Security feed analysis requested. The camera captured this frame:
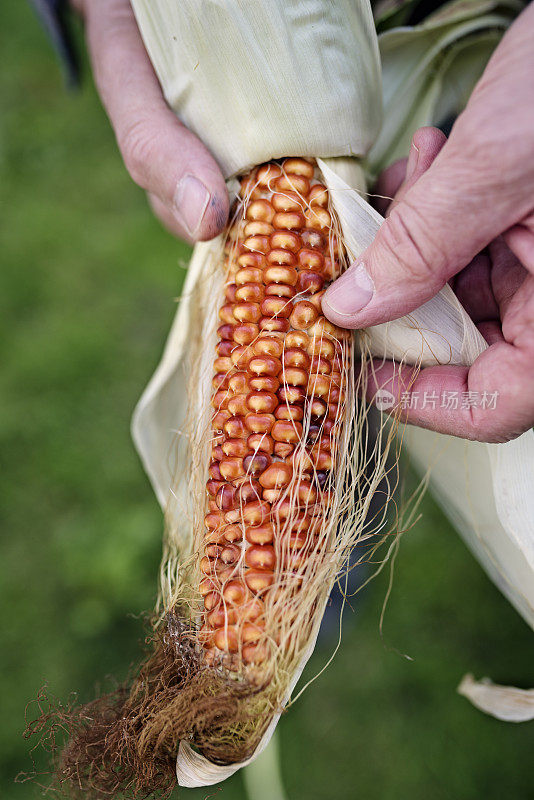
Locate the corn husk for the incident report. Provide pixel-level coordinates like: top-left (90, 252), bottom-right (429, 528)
top-left (458, 674), bottom-right (534, 722)
top-left (368, 0), bottom-right (523, 176)
top-left (129, 0), bottom-right (533, 785)
top-left (131, 0), bottom-right (381, 179)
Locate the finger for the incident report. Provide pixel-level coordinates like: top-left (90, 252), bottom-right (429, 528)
top-left (83, 0), bottom-right (228, 241)
top-left (503, 216), bottom-right (534, 276)
top-left (365, 278), bottom-right (534, 443)
top-left (147, 192), bottom-right (194, 241)
top-left (477, 321), bottom-right (504, 346)
top-left (322, 103), bottom-right (534, 330)
top-left (372, 158), bottom-right (407, 216)
top-left (488, 236), bottom-right (528, 320)
top-left (388, 127), bottom-right (447, 211)
top-left (452, 253), bottom-right (499, 323)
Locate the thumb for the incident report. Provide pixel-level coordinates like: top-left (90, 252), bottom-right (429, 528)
top-left (322, 128), bottom-right (517, 329)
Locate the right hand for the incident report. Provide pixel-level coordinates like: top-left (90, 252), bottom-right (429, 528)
top-left (322, 3), bottom-right (534, 443)
top-left (72, 0), bottom-right (229, 243)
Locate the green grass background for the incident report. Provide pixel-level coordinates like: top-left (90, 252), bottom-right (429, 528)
top-left (1, 4), bottom-right (532, 799)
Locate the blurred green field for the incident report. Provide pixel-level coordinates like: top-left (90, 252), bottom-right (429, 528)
top-left (1, 4), bottom-right (533, 799)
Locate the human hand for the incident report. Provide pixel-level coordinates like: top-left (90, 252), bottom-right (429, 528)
top-left (71, 0), bottom-right (229, 242)
top-left (322, 4), bottom-right (534, 443)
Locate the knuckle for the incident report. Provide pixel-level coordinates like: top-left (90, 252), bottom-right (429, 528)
top-left (378, 205), bottom-right (443, 286)
top-left (119, 118), bottom-right (155, 188)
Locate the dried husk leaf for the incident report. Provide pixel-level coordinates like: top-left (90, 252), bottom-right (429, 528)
top-left (368, 0), bottom-right (522, 175)
top-left (130, 0), bottom-right (382, 179)
top-left (458, 674), bottom-right (534, 722)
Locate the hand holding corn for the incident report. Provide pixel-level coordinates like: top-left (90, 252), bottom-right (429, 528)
top-left (323, 3), bottom-right (534, 445)
top-left (71, 0), bottom-right (228, 242)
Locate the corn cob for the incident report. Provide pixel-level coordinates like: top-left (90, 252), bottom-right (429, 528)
top-left (29, 158), bottom-right (358, 795)
top-left (197, 157), bottom-right (350, 674)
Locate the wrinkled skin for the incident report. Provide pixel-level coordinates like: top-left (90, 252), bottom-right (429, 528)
top-left (322, 3), bottom-right (534, 444)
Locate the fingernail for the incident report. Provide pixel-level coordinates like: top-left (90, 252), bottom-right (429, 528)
top-left (174, 174), bottom-right (211, 236)
top-left (405, 142), bottom-right (419, 180)
top-left (323, 262), bottom-right (374, 316)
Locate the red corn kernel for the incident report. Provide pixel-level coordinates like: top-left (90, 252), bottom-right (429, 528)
top-left (227, 394), bottom-right (249, 416)
top-left (235, 267), bottom-right (263, 285)
top-left (204, 511), bottom-right (225, 530)
top-left (247, 391), bottom-right (278, 414)
top-left (207, 479), bottom-right (224, 497)
top-left (260, 317), bottom-right (290, 333)
top-left (245, 545), bottom-right (276, 570)
top-left (244, 235), bottom-right (270, 254)
top-left (270, 231), bottom-right (301, 251)
top-left (259, 462), bottom-right (293, 489)
top-left (297, 270), bottom-right (324, 294)
top-left (256, 163), bottom-right (283, 186)
top-left (272, 191), bottom-right (303, 212)
top-left (223, 415), bottom-right (248, 438)
top-left (282, 348), bottom-right (310, 369)
top-left (233, 323), bottom-right (259, 345)
top-left (219, 457), bottom-right (245, 481)
top-left (233, 302), bottom-right (261, 324)
top-left (267, 249), bottom-right (297, 266)
top-left (282, 158), bottom-right (315, 178)
top-left (283, 366), bottom-right (308, 386)
top-left (217, 340), bottom-right (234, 357)
top-left (243, 453), bottom-right (272, 476)
top-left (224, 524), bottom-right (243, 543)
top-left (264, 266), bottom-right (298, 286)
top-left (248, 433), bottom-right (274, 454)
top-left (240, 500), bottom-right (269, 526)
top-left (273, 442), bottom-right (295, 459)
top-left (246, 199), bottom-right (274, 222)
top-left (230, 345), bottom-right (250, 367)
top-left (275, 174), bottom-right (310, 195)
top-left (228, 372), bottom-right (251, 393)
top-left (235, 283), bottom-right (264, 303)
top-left (245, 413), bottom-right (275, 433)
top-left (289, 301), bottom-right (319, 330)
top-left (278, 385), bottom-right (306, 405)
top-left (285, 330), bottom-right (310, 349)
top-left (250, 375), bottom-right (280, 392)
top-left (309, 183), bottom-right (328, 206)
top-left (272, 420), bottom-right (303, 443)
top-left (260, 296), bottom-right (292, 318)
top-left (214, 627), bottom-right (239, 653)
top-left (244, 220), bottom-right (274, 237)
top-left (253, 336), bottom-right (284, 358)
top-left (222, 438), bottom-right (248, 458)
top-left (249, 356), bottom-right (282, 376)
top-left (245, 571), bottom-right (274, 593)
top-left (265, 282), bottom-right (296, 299)
top-left (245, 522), bottom-right (275, 545)
top-left (275, 403), bottom-right (304, 421)
top-left (237, 252), bottom-right (265, 269)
